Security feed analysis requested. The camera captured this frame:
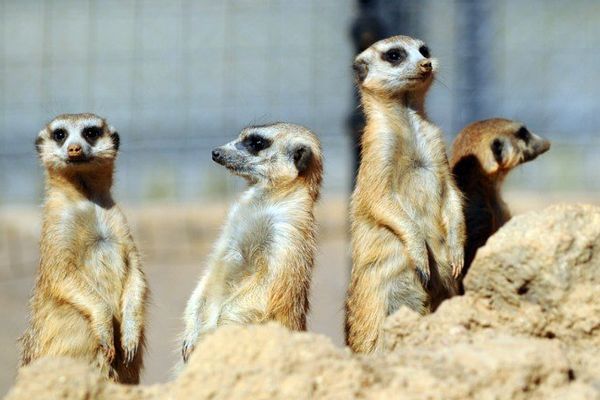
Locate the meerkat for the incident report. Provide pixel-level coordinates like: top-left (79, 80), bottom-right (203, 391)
top-left (20, 113), bottom-right (148, 384)
top-left (345, 35), bottom-right (466, 353)
top-left (450, 118), bottom-right (550, 289)
top-left (181, 122), bottom-right (323, 362)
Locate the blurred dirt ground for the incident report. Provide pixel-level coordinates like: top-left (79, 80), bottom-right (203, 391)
top-left (1, 192), bottom-right (599, 395)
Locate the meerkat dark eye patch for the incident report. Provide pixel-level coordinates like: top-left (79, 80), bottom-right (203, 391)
top-left (243, 134), bottom-right (272, 155)
top-left (515, 127), bottom-right (531, 144)
top-left (51, 128), bottom-right (67, 144)
top-left (418, 45), bottom-right (430, 58)
top-left (491, 138), bottom-right (505, 164)
top-left (382, 47), bottom-right (407, 65)
top-left (82, 126), bottom-right (103, 144)
top-left (353, 60), bottom-right (369, 83)
top-left (291, 144), bottom-right (313, 174)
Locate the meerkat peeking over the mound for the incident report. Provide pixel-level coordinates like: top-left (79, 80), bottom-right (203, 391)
top-left (450, 118), bottom-right (551, 290)
top-left (181, 123), bottom-right (323, 362)
top-left (21, 114), bottom-right (148, 384)
top-left (345, 35), bottom-right (466, 353)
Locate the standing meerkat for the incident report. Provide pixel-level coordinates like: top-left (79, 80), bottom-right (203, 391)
top-left (181, 123), bottom-right (323, 362)
top-left (345, 35), bottom-right (465, 353)
top-left (20, 114), bottom-right (148, 383)
top-left (450, 118), bottom-right (550, 289)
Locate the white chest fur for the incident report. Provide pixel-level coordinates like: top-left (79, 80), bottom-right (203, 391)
top-left (58, 201), bottom-right (127, 290)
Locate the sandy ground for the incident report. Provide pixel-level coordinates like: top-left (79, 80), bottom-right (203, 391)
top-left (2, 191), bottom-right (600, 396)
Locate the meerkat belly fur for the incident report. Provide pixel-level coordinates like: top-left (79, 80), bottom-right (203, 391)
top-left (450, 118), bottom-right (550, 291)
top-left (20, 114), bottom-right (148, 383)
top-left (345, 36), bottom-right (466, 353)
top-left (181, 123), bottom-right (322, 362)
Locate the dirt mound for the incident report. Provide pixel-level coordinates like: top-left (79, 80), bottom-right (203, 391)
top-left (5, 204), bottom-right (600, 399)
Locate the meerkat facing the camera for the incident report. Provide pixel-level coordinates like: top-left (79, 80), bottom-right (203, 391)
top-left (181, 122), bottom-right (323, 362)
top-left (345, 36), bottom-right (465, 353)
top-left (20, 114), bottom-right (147, 383)
top-left (450, 118), bottom-right (550, 290)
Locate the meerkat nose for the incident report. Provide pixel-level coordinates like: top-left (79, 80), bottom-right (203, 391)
top-left (212, 148), bottom-right (222, 162)
top-left (419, 60), bottom-right (432, 73)
top-left (68, 144), bottom-right (83, 158)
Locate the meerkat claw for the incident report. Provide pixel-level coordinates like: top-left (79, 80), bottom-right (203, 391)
top-left (182, 341), bottom-right (194, 363)
top-left (101, 341), bottom-right (116, 364)
top-left (416, 266), bottom-right (430, 288)
top-left (123, 345), bottom-right (137, 364)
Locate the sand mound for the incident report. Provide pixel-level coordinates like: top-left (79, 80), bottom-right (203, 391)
top-left (5, 204), bottom-right (600, 400)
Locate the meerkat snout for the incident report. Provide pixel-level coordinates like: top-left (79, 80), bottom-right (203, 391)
top-left (211, 147), bottom-right (223, 163)
top-left (521, 128), bottom-right (551, 162)
top-left (67, 143), bottom-right (84, 160)
top-left (419, 59), bottom-right (433, 74)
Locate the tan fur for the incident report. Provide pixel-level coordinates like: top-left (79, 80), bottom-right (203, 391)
top-left (20, 114), bottom-right (148, 383)
top-left (450, 118), bottom-right (550, 290)
top-left (181, 123), bottom-right (322, 362)
top-left (345, 36), bottom-right (466, 353)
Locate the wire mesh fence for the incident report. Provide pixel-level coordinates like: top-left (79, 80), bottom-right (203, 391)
top-left (1, 0), bottom-right (599, 206)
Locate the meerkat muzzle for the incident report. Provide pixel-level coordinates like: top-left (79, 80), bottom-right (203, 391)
top-left (212, 148), bottom-right (224, 163)
top-left (67, 144), bottom-right (85, 161)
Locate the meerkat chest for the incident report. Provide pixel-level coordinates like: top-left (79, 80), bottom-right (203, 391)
top-left (57, 201), bottom-right (128, 281)
top-left (226, 201), bottom-right (296, 270)
top-left (394, 127), bottom-right (446, 218)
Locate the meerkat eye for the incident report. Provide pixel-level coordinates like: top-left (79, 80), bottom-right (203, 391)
top-left (244, 134), bottom-right (271, 154)
top-left (83, 126), bottom-right (103, 140)
top-left (515, 127), bottom-right (531, 144)
top-left (52, 129), bottom-right (67, 142)
top-left (418, 45), bottom-right (430, 58)
top-left (382, 48), bottom-right (407, 65)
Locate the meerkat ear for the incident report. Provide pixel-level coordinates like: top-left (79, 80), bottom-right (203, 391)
top-left (109, 127), bottom-right (120, 152)
top-left (292, 144), bottom-right (312, 174)
top-left (353, 59), bottom-right (369, 84)
top-left (35, 134), bottom-right (44, 155)
top-left (486, 138), bottom-right (506, 173)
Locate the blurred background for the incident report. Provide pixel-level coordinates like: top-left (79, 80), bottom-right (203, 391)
top-left (1, 0), bottom-right (599, 394)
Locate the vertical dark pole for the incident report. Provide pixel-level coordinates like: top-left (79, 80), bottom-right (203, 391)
top-left (454, 0), bottom-right (494, 133)
top-left (381, 0), bottom-right (422, 38)
top-left (347, 0), bottom-right (385, 189)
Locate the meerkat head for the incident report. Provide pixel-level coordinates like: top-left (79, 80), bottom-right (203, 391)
top-left (212, 123), bottom-right (323, 197)
top-left (35, 113), bottom-right (120, 172)
top-left (453, 118), bottom-right (551, 177)
top-left (353, 35), bottom-right (437, 95)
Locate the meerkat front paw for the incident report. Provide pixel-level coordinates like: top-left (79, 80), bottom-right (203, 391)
top-left (100, 339), bottom-right (116, 364)
top-left (181, 338), bottom-right (196, 363)
top-left (181, 328), bottom-right (200, 363)
top-left (121, 333), bottom-right (139, 365)
top-left (414, 258), bottom-right (430, 287)
top-left (449, 247), bottom-right (464, 279)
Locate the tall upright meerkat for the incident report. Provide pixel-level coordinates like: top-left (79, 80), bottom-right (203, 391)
top-left (181, 123), bottom-right (323, 362)
top-left (450, 118), bottom-right (550, 289)
top-left (345, 36), bottom-right (465, 353)
top-left (20, 114), bottom-right (148, 383)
